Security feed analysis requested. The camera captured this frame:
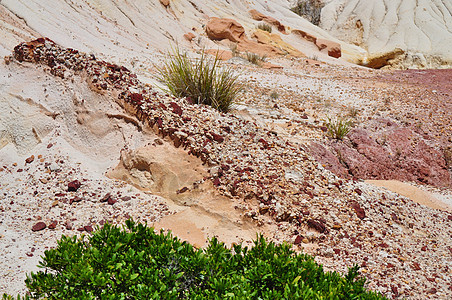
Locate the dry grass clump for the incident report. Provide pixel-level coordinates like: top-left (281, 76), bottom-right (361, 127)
top-left (257, 23), bottom-right (272, 33)
top-left (156, 48), bottom-right (241, 112)
top-left (245, 52), bottom-right (267, 65)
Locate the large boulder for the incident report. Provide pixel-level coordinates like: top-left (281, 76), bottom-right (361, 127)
top-left (206, 17), bottom-right (245, 43)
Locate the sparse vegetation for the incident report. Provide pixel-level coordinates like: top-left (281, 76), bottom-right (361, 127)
top-left (347, 107), bottom-right (360, 118)
top-left (156, 48), bottom-right (241, 112)
top-left (5, 220), bottom-right (386, 299)
top-left (245, 52), bottom-right (267, 65)
top-left (325, 116), bottom-right (353, 140)
top-left (308, 54), bottom-right (319, 61)
top-left (230, 43), bottom-right (240, 57)
top-left (269, 90), bottom-right (279, 100)
top-left (291, 0), bottom-right (324, 26)
top-left (257, 22), bottom-right (272, 33)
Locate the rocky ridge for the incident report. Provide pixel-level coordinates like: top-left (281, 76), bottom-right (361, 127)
top-left (6, 38), bottom-right (452, 299)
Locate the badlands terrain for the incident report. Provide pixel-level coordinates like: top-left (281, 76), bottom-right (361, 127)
top-left (0, 0), bottom-right (451, 299)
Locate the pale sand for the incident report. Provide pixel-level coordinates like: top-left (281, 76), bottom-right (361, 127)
top-left (365, 180), bottom-right (452, 212)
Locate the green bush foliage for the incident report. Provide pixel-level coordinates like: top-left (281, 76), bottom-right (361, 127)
top-left (7, 220), bottom-right (387, 299)
top-left (156, 48), bottom-right (241, 112)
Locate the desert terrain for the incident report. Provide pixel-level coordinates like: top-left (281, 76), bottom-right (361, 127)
top-left (0, 0), bottom-right (451, 299)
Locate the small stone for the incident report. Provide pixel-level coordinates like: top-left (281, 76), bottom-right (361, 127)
top-left (350, 201), bottom-right (366, 219)
top-left (210, 132), bottom-right (224, 143)
top-left (101, 193), bottom-right (111, 202)
top-left (302, 238), bottom-right (309, 243)
top-left (427, 288), bottom-right (437, 294)
top-left (84, 225), bottom-right (93, 233)
top-left (70, 196), bottom-right (83, 204)
top-left (391, 285), bottom-right (399, 297)
top-left (66, 221), bottom-right (73, 230)
top-left (332, 224), bottom-right (342, 230)
top-left (121, 196), bottom-right (131, 201)
top-left (421, 246), bottom-right (427, 251)
top-left (412, 262), bottom-right (421, 270)
top-left (32, 222), bottom-right (46, 232)
top-left (48, 220), bottom-right (57, 229)
top-left (25, 155), bottom-right (35, 164)
top-left (294, 235), bottom-right (303, 244)
top-left (307, 219), bottom-right (326, 233)
top-left (68, 180), bottom-right (81, 192)
top-left (47, 143), bottom-right (53, 148)
top-left (39, 178), bottom-right (48, 184)
top-left (176, 187), bottom-right (189, 194)
top-left (154, 138), bottom-right (163, 145)
top-left (107, 197), bottom-right (117, 205)
top-left (354, 188), bottom-right (362, 195)
top-left (213, 178), bottom-right (221, 186)
top-left (169, 102), bottom-right (182, 116)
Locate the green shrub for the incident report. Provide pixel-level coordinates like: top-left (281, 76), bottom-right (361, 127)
top-left (156, 48), bottom-right (241, 112)
top-left (245, 52), bottom-right (267, 65)
top-left (325, 116), bottom-right (353, 140)
top-left (9, 220), bottom-right (386, 299)
top-left (257, 23), bottom-right (272, 33)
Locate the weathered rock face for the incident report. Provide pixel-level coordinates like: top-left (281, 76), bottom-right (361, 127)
top-left (206, 17), bottom-right (245, 43)
top-left (309, 124), bottom-right (451, 188)
top-left (249, 9), bottom-right (286, 33)
top-left (315, 38), bottom-right (341, 58)
top-left (252, 30), bottom-right (304, 57)
top-left (205, 17), bottom-right (303, 58)
top-left (320, 0), bottom-right (452, 68)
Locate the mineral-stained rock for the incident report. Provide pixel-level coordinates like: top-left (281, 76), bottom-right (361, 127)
top-left (183, 32), bottom-right (195, 42)
top-left (249, 9), bottom-right (286, 33)
top-left (307, 219), bottom-right (326, 233)
top-left (294, 235), bottom-right (303, 244)
top-left (32, 222), bottom-right (46, 232)
top-left (68, 180), bottom-right (81, 192)
top-left (350, 201), bottom-right (365, 219)
top-left (206, 17), bottom-right (245, 43)
top-left (309, 125), bottom-right (451, 187)
top-left (159, 0), bottom-right (170, 7)
top-left (315, 38), bottom-right (341, 58)
top-left (25, 155), bottom-right (35, 164)
top-left (48, 220), bottom-right (57, 229)
top-left (169, 102), bottom-right (182, 116)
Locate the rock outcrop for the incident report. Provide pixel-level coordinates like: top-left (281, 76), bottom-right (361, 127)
top-left (249, 9), bottom-right (286, 33)
top-left (205, 17), bottom-right (303, 57)
top-left (309, 125), bottom-right (451, 188)
top-left (321, 0), bottom-right (452, 68)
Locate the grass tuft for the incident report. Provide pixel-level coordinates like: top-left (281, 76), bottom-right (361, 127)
top-left (156, 48), bottom-right (241, 112)
top-left (245, 52), bottom-right (267, 65)
top-left (257, 23), bottom-right (272, 33)
top-left (325, 116), bottom-right (353, 140)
